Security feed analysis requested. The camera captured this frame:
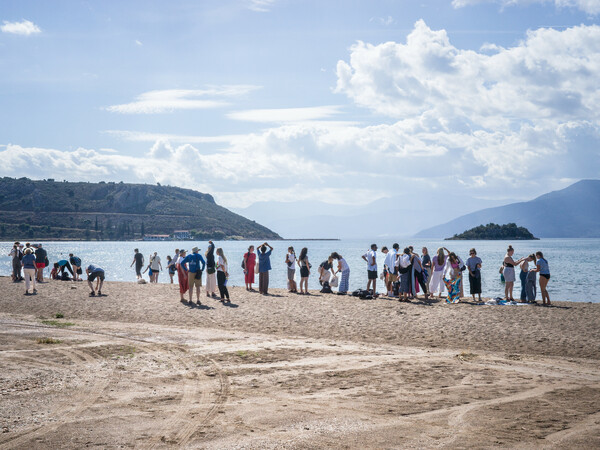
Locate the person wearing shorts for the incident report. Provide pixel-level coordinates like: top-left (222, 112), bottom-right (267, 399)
top-left (181, 246), bottom-right (206, 305)
top-left (86, 264), bottom-right (105, 296)
top-left (362, 243), bottom-right (378, 296)
top-left (34, 244), bottom-right (47, 282)
top-left (69, 253), bottom-right (82, 281)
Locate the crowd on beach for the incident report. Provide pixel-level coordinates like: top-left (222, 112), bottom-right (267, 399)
top-left (8, 240), bottom-right (552, 307)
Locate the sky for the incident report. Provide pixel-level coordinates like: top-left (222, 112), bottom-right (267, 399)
top-left (1, 0), bottom-right (599, 228)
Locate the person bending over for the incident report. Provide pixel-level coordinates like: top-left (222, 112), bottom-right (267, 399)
top-left (86, 264), bottom-right (105, 297)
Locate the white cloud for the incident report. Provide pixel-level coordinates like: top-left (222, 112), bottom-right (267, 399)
top-left (246, 0), bottom-right (278, 12)
top-left (1, 19), bottom-right (41, 35)
top-left (370, 16), bottom-right (395, 26)
top-left (105, 130), bottom-right (243, 144)
top-left (135, 39), bottom-right (143, 46)
top-left (452, 0), bottom-right (600, 15)
top-left (335, 20), bottom-right (600, 185)
top-left (227, 106), bottom-right (343, 123)
top-left (106, 85), bottom-right (261, 114)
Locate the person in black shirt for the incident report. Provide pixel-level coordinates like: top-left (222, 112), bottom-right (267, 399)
top-left (318, 257), bottom-right (335, 286)
top-left (130, 248), bottom-right (144, 280)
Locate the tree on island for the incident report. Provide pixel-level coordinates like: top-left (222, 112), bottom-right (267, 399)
top-left (446, 223), bottom-right (538, 240)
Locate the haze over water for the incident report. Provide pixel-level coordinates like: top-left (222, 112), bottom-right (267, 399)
top-left (2, 239), bottom-right (597, 303)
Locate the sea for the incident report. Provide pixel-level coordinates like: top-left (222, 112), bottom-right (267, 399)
top-left (1, 239), bottom-right (597, 303)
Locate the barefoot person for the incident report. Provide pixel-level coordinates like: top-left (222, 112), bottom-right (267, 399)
top-left (86, 264), bottom-right (105, 297)
top-left (34, 243), bottom-right (47, 283)
top-left (362, 244), bottom-right (378, 295)
top-left (298, 247), bottom-right (311, 295)
top-left (285, 247), bottom-right (298, 293)
top-left (243, 246), bottom-right (256, 291)
top-left (131, 249), bottom-right (144, 280)
top-left (384, 244), bottom-right (399, 296)
top-left (182, 246), bottom-right (206, 305)
top-left (258, 242), bottom-right (274, 295)
top-left (149, 252), bottom-right (162, 283)
top-left (534, 251), bottom-right (551, 306)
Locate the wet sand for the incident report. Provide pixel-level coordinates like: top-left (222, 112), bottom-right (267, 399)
top-left (1, 277), bottom-right (599, 448)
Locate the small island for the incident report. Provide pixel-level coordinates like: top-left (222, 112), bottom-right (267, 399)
top-left (446, 223), bottom-right (539, 240)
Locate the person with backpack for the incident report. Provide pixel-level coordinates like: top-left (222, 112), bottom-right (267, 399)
top-left (362, 244), bottom-right (378, 296)
top-left (181, 246), bottom-right (206, 305)
top-left (69, 253), bottom-right (82, 281)
top-left (242, 245), bottom-right (256, 291)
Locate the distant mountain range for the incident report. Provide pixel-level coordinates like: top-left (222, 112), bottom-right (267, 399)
top-left (233, 194), bottom-right (508, 240)
top-left (0, 177), bottom-right (280, 240)
top-left (416, 180), bottom-right (600, 238)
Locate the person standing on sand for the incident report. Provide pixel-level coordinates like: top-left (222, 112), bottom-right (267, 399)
top-left (131, 249), bottom-right (144, 280)
top-left (86, 264), bottom-right (105, 297)
top-left (442, 249), bottom-right (464, 304)
top-left (298, 247), bottom-right (311, 295)
top-left (216, 247), bottom-right (230, 302)
top-left (396, 248), bottom-right (412, 301)
top-left (205, 241), bottom-right (217, 298)
top-left (466, 248), bottom-right (483, 302)
top-left (22, 248), bottom-right (37, 295)
top-left (258, 242), bottom-right (274, 295)
top-left (384, 244), bottom-right (399, 296)
top-left (176, 249), bottom-right (189, 302)
top-left (182, 246), bottom-right (206, 305)
top-left (331, 252), bottom-right (350, 294)
top-left (421, 247), bottom-right (431, 287)
top-left (534, 251), bottom-right (551, 306)
top-left (243, 245), bottom-right (256, 291)
top-left (34, 244), bottom-right (47, 282)
top-left (9, 242), bottom-right (23, 282)
top-left (285, 247), bottom-right (298, 293)
top-left (362, 244), bottom-right (378, 295)
top-left (429, 248), bottom-right (446, 299)
top-left (410, 249), bottom-right (429, 300)
top-left (149, 252), bottom-right (162, 283)
top-left (522, 254), bottom-right (537, 303)
top-left (503, 245), bottom-right (526, 301)
top-left (166, 255), bottom-right (175, 283)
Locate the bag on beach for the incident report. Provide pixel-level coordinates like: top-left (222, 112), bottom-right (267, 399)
top-left (330, 275), bottom-right (339, 287)
top-left (320, 281), bottom-right (333, 294)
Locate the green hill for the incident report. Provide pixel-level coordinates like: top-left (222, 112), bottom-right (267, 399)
top-left (446, 223), bottom-right (538, 240)
top-left (0, 177), bottom-right (281, 241)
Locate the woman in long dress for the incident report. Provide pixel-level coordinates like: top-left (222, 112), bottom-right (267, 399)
top-left (176, 250), bottom-right (189, 302)
top-left (243, 245), bottom-right (256, 291)
top-left (442, 249), bottom-right (464, 303)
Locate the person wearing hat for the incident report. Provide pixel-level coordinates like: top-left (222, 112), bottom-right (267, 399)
top-left (182, 246), bottom-right (206, 305)
top-left (22, 247), bottom-right (37, 295)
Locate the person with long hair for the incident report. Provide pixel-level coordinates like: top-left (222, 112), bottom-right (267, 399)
top-left (216, 248), bottom-right (230, 302)
top-left (205, 241), bottom-right (217, 298)
top-left (429, 248), bottom-right (446, 299)
top-left (166, 255), bottom-right (175, 283)
top-left (396, 248), bottom-right (412, 301)
top-left (503, 245), bottom-right (526, 301)
top-left (257, 242), bottom-right (274, 295)
top-left (285, 246), bottom-right (298, 293)
top-left (331, 252), bottom-right (350, 294)
top-left (442, 248), bottom-right (464, 303)
top-left (298, 247), bottom-right (311, 294)
top-left (421, 247), bottom-right (431, 287)
top-left (523, 254), bottom-right (537, 303)
top-left (176, 249), bottom-right (189, 302)
top-left (534, 251), bottom-right (551, 306)
top-left (243, 245), bottom-right (256, 291)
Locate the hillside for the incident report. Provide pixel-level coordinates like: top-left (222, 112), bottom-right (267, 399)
top-left (416, 180), bottom-right (600, 238)
top-left (0, 177), bottom-right (281, 240)
top-left (446, 223), bottom-right (538, 240)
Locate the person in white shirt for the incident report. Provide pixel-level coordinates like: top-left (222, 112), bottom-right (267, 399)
top-left (149, 252), bottom-right (162, 283)
top-left (216, 247), bottom-right (230, 302)
top-left (362, 243), bottom-right (378, 295)
top-left (384, 243), bottom-right (399, 296)
top-left (285, 247), bottom-right (297, 293)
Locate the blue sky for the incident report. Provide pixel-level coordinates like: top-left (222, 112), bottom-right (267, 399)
top-left (1, 0), bottom-right (599, 224)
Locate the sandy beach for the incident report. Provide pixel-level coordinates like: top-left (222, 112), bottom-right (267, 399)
top-left (1, 276), bottom-right (599, 448)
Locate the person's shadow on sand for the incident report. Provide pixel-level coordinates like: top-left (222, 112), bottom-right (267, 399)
top-left (183, 301), bottom-right (214, 310)
top-left (221, 301), bottom-right (238, 308)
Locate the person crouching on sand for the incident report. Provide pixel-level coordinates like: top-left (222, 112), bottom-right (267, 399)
top-left (86, 264), bottom-right (105, 297)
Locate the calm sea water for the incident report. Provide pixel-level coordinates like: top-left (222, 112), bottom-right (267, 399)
top-left (1, 239), bottom-right (597, 303)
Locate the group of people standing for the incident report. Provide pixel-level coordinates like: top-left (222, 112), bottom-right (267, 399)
top-left (501, 245), bottom-right (551, 306)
